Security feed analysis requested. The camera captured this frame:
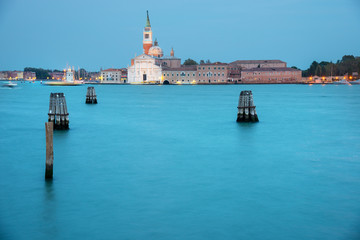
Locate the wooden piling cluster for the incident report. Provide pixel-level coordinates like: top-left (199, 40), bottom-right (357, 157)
top-left (45, 122), bottom-right (54, 179)
top-left (86, 87), bottom-right (97, 104)
top-left (236, 90), bottom-right (259, 122)
top-left (48, 93), bottom-right (69, 129)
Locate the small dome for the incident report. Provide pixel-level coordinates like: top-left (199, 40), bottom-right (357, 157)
top-left (149, 46), bottom-right (163, 57)
top-left (148, 39), bottom-right (163, 58)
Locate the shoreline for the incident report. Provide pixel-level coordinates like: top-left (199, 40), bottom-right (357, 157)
top-left (1, 79), bottom-right (356, 85)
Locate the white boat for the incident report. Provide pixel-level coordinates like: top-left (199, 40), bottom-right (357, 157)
top-left (332, 79), bottom-right (351, 85)
top-left (350, 79), bottom-right (360, 84)
top-left (2, 82), bottom-right (18, 88)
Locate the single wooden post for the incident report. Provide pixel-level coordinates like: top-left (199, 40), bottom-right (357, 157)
top-left (93, 87), bottom-right (97, 104)
top-left (63, 94), bottom-right (69, 128)
top-left (45, 122), bottom-right (54, 179)
top-left (236, 90), bottom-right (259, 122)
top-left (48, 93), bottom-right (55, 123)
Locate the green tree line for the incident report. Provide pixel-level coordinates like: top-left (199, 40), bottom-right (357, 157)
top-left (24, 67), bottom-right (52, 79)
top-left (302, 55), bottom-right (360, 77)
top-left (183, 58), bottom-right (212, 65)
top-left (23, 67), bottom-right (95, 80)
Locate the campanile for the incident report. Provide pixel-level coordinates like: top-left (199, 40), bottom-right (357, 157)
top-left (143, 11), bottom-right (153, 55)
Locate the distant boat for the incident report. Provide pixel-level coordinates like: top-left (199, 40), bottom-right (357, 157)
top-left (332, 79), bottom-right (351, 85)
top-left (350, 79), bottom-right (360, 85)
top-left (2, 81), bottom-right (17, 88)
top-left (44, 67), bottom-right (83, 86)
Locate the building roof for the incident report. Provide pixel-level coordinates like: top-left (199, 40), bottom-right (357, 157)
top-left (162, 65), bottom-right (197, 71)
top-left (102, 68), bottom-right (125, 72)
top-left (241, 67), bottom-right (301, 72)
top-left (160, 56), bottom-right (181, 60)
top-left (231, 60), bottom-right (285, 64)
top-left (199, 62), bottom-right (228, 66)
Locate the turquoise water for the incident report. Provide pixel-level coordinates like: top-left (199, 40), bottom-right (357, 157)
top-left (0, 82), bottom-right (360, 240)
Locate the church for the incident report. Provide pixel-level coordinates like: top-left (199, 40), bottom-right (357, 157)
top-left (127, 11), bottom-right (180, 84)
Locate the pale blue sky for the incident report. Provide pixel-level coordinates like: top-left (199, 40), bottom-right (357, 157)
top-left (0, 0), bottom-right (359, 71)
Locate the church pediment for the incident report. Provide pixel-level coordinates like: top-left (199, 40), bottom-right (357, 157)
top-left (135, 54), bottom-right (155, 60)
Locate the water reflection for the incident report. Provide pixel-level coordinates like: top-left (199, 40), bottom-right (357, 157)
top-left (53, 130), bottom-right (69, 139)
top-left (236, 121), bottom-right (259, 134)
top-left (42, 180), bottom-right (58, 237)
top-left (234, 121), bottom-right (260, 147)
top-left (236, 122), bottom-right (259, 129)
top-left (44, 180), bottom-right (54, 201)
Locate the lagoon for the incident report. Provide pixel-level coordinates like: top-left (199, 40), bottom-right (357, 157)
top-left (0, 83), bottom-right (360, 240)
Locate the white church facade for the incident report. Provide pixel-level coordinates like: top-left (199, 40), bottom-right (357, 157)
top-left (127, 54), bottom-right (162, 83)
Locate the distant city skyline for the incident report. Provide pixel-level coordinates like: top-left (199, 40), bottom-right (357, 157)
top-left (0, 0), bottom-right (359, 71)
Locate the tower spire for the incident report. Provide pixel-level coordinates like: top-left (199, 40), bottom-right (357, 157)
top-left (146, 10), bottom-right (151, 27)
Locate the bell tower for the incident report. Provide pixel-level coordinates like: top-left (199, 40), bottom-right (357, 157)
top-left (143, 11), bottom-right (153, 55)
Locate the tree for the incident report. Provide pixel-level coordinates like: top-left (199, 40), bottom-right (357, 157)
top-left (183, 58), bottom-right (198, 65)
top-left (341, 55), bottom-right (355, 62)
top-left (24, 67), bottom-right (51, 79)
top-left (206, 59), bottom-right (211, 64)
top-left (315, 65), bottom-right (322, 76)
top-left (199, 60), bottom-right (205, 64)
top-left (302, 55), bottom-right (360, 77)
top-left (309, 61), bottom-right (318, 76)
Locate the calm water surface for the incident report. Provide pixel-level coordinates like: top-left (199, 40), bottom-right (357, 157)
top-left (0, 83), bottom-right (360, 240)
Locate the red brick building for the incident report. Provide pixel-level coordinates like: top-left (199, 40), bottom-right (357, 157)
top-left (240, 67), bottom-right (302, 83)
top-left (7, 71), bottom-right (23, 80)
top-left (196, 62), bottom-right (231, 84)
top-left (231, 60), bottom-right (286, 69)
top-left (50, 71), bottom-right (65, 80)
top-left (23, 71), bottom-right (36, 80)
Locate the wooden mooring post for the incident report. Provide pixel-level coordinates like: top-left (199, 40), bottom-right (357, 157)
top-left (48, 93), bottom-right (69, 129)
top-left (236, 90), bottom-right (259, 122)
top-left (86, 87), bottom-right (97, 104)
top-left (45, 122), bottom-right (54, 179)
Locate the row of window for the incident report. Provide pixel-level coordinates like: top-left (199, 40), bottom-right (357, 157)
top-left (163, 72), bottom-right (225, 77)
top-left (198, 67), bottom-right (226, 70)
top-left (167, 79), bottom-right (226, 82)
top-left (164, 73), bottom-right (196, 77)
top-left (199, 72), bottom-right (225, 77)
top-left (243, 78), bottom-right (297, 81)
top-left (246, 72), bottom-right (298, 75)
top-left (104, 78), bottom-right (121, 81)
top-left (102, 74), bottom-right (120, 77)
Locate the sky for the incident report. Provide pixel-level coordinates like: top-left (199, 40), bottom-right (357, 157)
top-left (0, 0), bottom-right (359, 71)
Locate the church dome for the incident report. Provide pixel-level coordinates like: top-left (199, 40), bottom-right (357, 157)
top-left (148, 39), bottom-right (164, 58)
